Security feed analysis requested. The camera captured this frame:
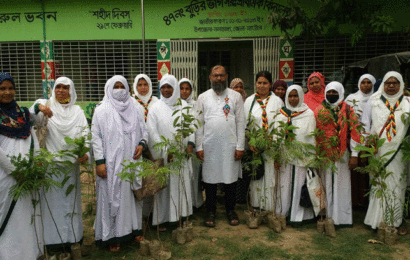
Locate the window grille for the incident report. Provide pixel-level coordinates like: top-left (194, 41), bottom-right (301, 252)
top-left (253, 37), bottom-right (280, 88)
top-left (53, 40), bottom-right (158, 102)
top-left (171, 40), bottom-right (198, 99)
top-left (294, 33), bottom-right (410, 92)
top-left (0, 41), bottom-right (42, 102)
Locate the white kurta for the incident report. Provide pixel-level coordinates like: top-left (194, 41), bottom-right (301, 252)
top-left (321, 152), bottom-right (352, 225)
top-left (275, 108), bottom-right (316, 223)
top-left (244, 93), bottom-right (283, 211)
top-left (362, 97), bottom-right (410, 228)
top-left (92, 100), bottom-right (147, 246)
top-left (0, 132), bottom-right (43, 260)
top-left (195, 88), bottom-right (246, 184)
top-left (147, 99), bottom-right (194, 225)
top-left (30, 99), bottom-right (89, 246)
top-left (185, 99), bottom-right (204, 208)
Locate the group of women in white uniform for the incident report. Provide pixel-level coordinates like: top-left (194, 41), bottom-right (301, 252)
top-left (236, 70), bottom-right (410, 230)
top-left (1, 69), bottom-right (409, 258)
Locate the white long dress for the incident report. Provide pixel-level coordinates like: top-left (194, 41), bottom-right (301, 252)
top-left (92, 75), bottom-right (147, 246)
top-left (180, 81), bottom-right (204, 209)
top-left (0, 131), bottom-right (43, 259)
top-left (195, 88), bottom-right (246, 184)
top-left (316, 82), bottom-right (360, 226)
top-left (147, 99), bottom-right (194, 225)
top-left (244, 92), bottom-right (283, 211)
top-left (274, 98), bottom-right (316, 223)
top-left (29, 77), bottom-right (90, 247)
top-left (186, 100), bottom-right (204, 209)
top-left (362, 73), bottom-right (410, 228)
top-left (131, 74), bottom-right (159, 217)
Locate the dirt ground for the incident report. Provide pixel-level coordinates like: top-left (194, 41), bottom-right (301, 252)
top-left (79, 178), bottom-right (410, 260)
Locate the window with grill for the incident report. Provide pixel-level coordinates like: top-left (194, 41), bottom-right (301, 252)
top-left (0, 41), bottom-right (42, 102)
top-left (53, 40), bottom-right (158, 102)
top-left (294, 33), bottom-right (410, 93)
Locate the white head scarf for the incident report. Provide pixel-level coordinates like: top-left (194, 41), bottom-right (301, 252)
top-left (285, 84), bottom-right (309, 112)
top-left (346, 74), bottom-right (376, 104)
top-left (98, 76), bottom-right (144, 216)
top-left (178, 78), bottom-right (194, 105)
top-left (103, 75), bottom-right (140, 133)
top-left (132, 74), bottom-right (153, 104)
top-left (325, 81), bottom-right (345, 108)
top-left (49, 76), bottom-right (81, 128)
top-left (357, 74), bottom-right (376, 98)
top-left (371, 71), bottom-right (405, 105)
top-left (50, 76), bottom-right (77, 114)
top-left (160, 74), bottom-right (180, 108)
top-left (48, 77), bottom-right (88, 160)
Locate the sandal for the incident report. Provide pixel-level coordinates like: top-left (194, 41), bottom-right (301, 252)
top-left (398, 221), bottom-right (408, 236)
top-left (156, 225), bottom-right (167, 232)
top-left (135, 235), bottom-right (145, 243)
top-left (204, 212), bottom-right (216, 227)
top-left (227, 211), bottom-right (239, 226)
top-left (109, 243), bottom-right (120, 252)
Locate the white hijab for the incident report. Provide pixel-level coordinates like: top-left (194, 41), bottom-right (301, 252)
top-left (371, 71), bottom-right (405, 105)
top-left (325, 81), bottom-right (345, 108)
top-left (285, 84), bottom-right (309, 113)
top-left (103, 75), bottom-right (140, 133)
top-left (179, 78), bottom-right (195, 105)
top-left (48, 77), bottom-right (87, 151)
top-left (98, 75), bottom-right (143, 216)
top-left (132, 74), bottom-right (153, 104)
top-left (346, 74), bottom-right (376, 105)
top-left (160, 74), bottom-right (180, 108)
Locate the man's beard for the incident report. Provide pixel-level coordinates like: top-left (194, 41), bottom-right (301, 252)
top-left (211, 81), bottom-right (227, 94)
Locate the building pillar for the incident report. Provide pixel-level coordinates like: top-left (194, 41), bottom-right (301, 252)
top-left (279, 37), bottom-right (294, 85)
top-left (157, 39), bottom-right (171, 82)
top-left (40, 40), bottom-right (55, 99)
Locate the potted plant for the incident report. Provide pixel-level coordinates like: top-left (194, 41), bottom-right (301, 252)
top-left (9, 148), bottom-right (72, 259)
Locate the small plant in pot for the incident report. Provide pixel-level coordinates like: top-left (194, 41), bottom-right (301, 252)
top-left (269, 116), bottom-right (317, 233)
top-left (243, 117), bottom-right (274, 229)
top-left (151, 99), bottom-right (201, 245)
top-left (9, 148), bottom-right (73, 259)
top-left (117, 158), bottom-right (170, 257)
top-left (355, 135), bottom-right (408, 245)
top-left (57, 133), bottom-right (92, 259)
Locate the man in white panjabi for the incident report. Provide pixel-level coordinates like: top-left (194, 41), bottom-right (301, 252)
top-left (275, 85), bottom-right (316, 225)
top-left (92, 75), bottom-right (148, 252)
top-left (29, 77), bottom-right (90, 250)
top-left (362, 71), bottom-right (410, 230)
top-left (195, 65), bottom-right (245, 227)
top-left (179, 77), bottom-right (204, 209)
top-left (147, 74), bottom-right (194, 228)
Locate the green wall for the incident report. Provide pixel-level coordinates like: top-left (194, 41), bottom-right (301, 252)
top-left (1, 0), bottom-right (408, 42)
top-left (1, 0), bottom-right (289, 41)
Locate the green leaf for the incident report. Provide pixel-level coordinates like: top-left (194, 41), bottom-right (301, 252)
top-left (65, 184), bottom-right (75, 197)
top-left (61, 176), bottom-right (71, 187)
top-left (377, 138), bottom-right (386, 149)
top-left (376, 189), bottom-right (383, 198)
top-left (354, 145), bottom-right (372, 152)
top-left (173, 116), bottom-right (180, 127)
